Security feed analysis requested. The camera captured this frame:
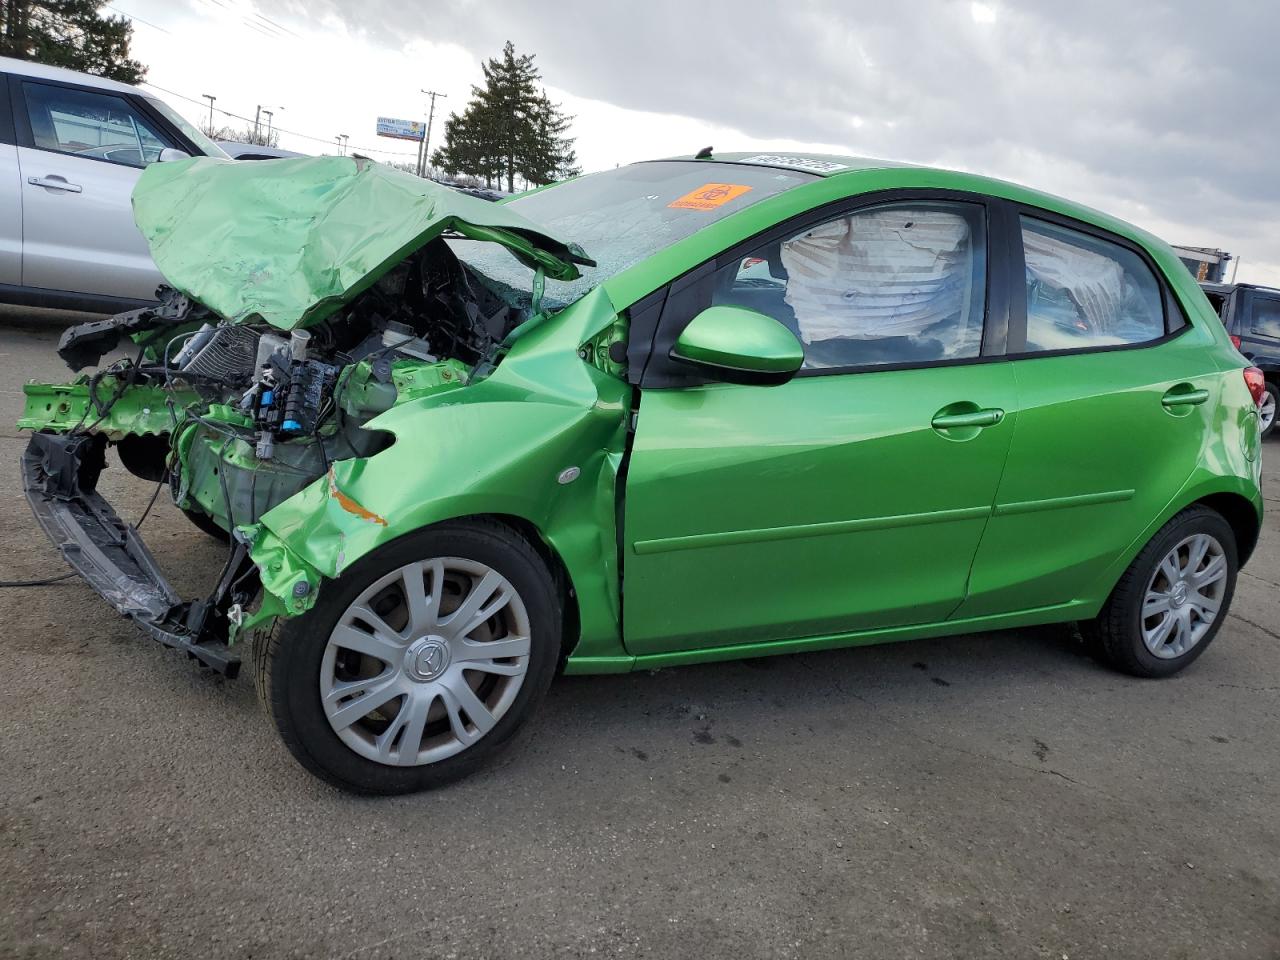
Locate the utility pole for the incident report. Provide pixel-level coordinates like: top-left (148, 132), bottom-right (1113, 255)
top-left (418, 89), bottom-right (446, 178)
top-left (201, 94), bottom-right (216, 136)
top-left (254, 104), bottom-right (262, 142)
top-left (266, 107), bottom-right (282, 144)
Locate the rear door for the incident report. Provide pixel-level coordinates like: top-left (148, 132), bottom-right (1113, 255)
top-left (0, 73), bottom-right (20, 286)
top-left (623, 194), bottom-right (1018, 656)
top-left (956, 210), bottom-right (1217, 618)
top-left (9, 77), bottom-right (177, 299)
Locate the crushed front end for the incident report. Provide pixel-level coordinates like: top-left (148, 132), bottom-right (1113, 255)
top-left (18, 155), bottom-right (594, 678)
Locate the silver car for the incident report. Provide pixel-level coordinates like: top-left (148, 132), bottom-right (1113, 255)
top-left (0, 57), bottom-right (228, 312)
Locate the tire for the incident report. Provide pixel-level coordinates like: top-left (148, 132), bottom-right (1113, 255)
top-left (257, 519), bottom-right (561, 794)
top-left (1083, 506), bottom-right (1237, 678)
top-left (1260, 381), bottom-right (1277, 440)
top-left (182, 506), bottom-right (230, 542)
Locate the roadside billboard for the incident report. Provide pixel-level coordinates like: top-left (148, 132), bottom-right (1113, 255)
top-left (375, 117), bottom-right (425, 142)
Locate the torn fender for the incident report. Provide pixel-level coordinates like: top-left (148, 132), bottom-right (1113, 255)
top-left (132, 156), bottom-right (592, 329)
top-left (248, 287), bottom-right (632, 659)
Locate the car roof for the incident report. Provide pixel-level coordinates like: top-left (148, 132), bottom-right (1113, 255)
top-left (216, 140), bottom-right (309, 160)
top-left (656, 150), bottom-right (1165, 251)
top-left (659, 151), bottom-right (904, 177)
top-left (0, 55), bottom-right (142, 95)
top-left (1201, 281), bottom-right (1280, 295)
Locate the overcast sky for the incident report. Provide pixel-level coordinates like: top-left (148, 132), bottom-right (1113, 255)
top-left (124, 0), bottom-right (1280, 285)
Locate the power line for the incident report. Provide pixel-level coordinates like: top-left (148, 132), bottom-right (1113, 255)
top-left (104, 4), bottom-right (173, 35)
top-left (107, 3), bottom-right (440, 164)
top-left (143, 81), bottom-right (424, 160)
top-left (252, 10), bottom-right (302, 39)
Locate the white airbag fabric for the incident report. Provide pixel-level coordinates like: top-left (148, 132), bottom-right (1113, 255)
top-left (1022, 226), bottom-right (1126, 335)
top-left (780, 209), bottom-right (972, 344)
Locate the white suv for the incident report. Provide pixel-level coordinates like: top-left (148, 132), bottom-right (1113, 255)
top-left (0, 57), bottom-right (228, 312)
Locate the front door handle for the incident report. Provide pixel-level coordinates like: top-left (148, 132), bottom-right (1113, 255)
top-left (931, 408), bottom-right (1005, 430)
top-left (1161, 387), bottom-right (1209, 408)
top-left (27, 176), bottom-right (82, 193)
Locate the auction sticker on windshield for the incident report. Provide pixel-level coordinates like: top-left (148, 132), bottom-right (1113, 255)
top-left (668, 183), bottom-right (753, 210)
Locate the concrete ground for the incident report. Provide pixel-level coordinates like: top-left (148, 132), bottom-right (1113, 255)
top-left (1, 308), bottom-right (1278, 959)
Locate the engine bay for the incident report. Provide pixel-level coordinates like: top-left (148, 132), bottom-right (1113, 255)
top-left (55, 238), bottom-right (521, 533)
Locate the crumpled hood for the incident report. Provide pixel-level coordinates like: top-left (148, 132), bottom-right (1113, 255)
top-left (131, 156), bottom-right (591, 330)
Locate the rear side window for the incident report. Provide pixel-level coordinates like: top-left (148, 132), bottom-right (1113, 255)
top-left (709, 201), bottom-right (988, 370)
top-left (1250, 295), bottom-right (1280, 340)
top-left (20, 82), bottom-right (171, 168)
top-left (1021, 216), bottom-right (1165, 352)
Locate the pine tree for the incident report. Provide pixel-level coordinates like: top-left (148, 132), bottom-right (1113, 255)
top-left (522, 92), bottom-right (580, 185)
top-left (432, 41), bottom-right (579, 192)
top-left (1, 0), bottom-right (146, 83)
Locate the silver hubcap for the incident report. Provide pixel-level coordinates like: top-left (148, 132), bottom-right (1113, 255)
top-left (1141, 533), bottom-right (1228, 660)
top-left (320, 558), bottom-right (531, 766)
top-left (1261, 390), bottom-right (1276, 432)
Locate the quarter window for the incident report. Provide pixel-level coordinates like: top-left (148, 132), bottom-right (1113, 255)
top-left (1021, 217), bottom-right (1165, 352)
top-left (1250, 295), bottom-right (1280, 340)
top-left (709, 201), bottom-right (987, 370)
top-left (21, 82), bottom-right (170, 169)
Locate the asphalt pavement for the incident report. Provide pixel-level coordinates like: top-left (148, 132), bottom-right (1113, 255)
top-left (2, 307), bottom-right (1278, 959)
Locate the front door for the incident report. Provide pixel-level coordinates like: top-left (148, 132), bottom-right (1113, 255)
top-left (11, 78), bottom-right (172, 299)
top-left (623, 197), bottom-right (1015, 656)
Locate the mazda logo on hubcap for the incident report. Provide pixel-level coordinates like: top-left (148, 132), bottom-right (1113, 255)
top-left (406, 637), bottom-right (450, 681)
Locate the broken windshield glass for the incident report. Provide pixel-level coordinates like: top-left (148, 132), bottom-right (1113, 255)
top-left (448, 160), bottom-right (817, 309)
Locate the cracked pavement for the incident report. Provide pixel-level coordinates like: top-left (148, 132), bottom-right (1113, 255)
top-left (1, 306), bottom-right (1278, 959)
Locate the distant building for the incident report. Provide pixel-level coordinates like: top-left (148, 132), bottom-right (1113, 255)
top-left (1173, 245), bottom-right (1233, 283)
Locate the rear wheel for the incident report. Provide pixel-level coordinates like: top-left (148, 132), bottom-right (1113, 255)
top-left (1084, 506), bottom-right (1237, 678)
top-left (1259, 381), bottom-right (1277, 439)
top-left (258, 519), bottom-right (560, 794)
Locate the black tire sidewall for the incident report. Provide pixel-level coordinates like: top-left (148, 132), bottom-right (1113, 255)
top-left (1262, 382), bottom-right (1278, 440)
top-left (1119, 509), bottom-right (1238, 677)
top-left (182, 506), bottom-right (231, 542)
top-left (268, 521), bottom-right (560, 794)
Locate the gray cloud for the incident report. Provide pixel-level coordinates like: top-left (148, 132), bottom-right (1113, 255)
top-left (272, 0), bottom-right (1280, 274)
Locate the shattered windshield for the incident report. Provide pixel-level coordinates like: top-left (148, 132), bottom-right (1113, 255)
top-left (447, 160), bottom-right (817, 309)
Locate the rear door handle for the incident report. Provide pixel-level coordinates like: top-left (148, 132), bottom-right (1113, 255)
top-left (1161, 387), bottom-right (1209, 408)
top-left (931, 408), bottom-right (1005, 429)
top-left (27, 176), bottom-right (82, 193)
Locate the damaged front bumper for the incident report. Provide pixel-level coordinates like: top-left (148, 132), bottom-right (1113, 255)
top-left (21, 431), bottom-right (315, 677)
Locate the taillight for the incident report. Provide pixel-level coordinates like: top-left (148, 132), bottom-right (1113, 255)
top-left (1244, 367), bottom-right (1266, 407)
top-left (1230, 335), bottom-right (1243, 350)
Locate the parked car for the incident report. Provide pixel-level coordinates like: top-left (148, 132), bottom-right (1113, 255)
top-left (216, 140), bottom-right (308, 161)
top-left (0, 56), bottom-right (229, 312)
top-left (20, 152), bottom-right (1265, 794)
top-left (1200, 281), bottom-right (1279, 437)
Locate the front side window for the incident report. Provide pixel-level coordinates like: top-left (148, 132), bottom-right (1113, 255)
top-left (144, 97), bottom-right (229, 159)
top-left (21, 82), bottom-right (171, 168)
top-left (709, 201), bottom-right (987, 369)
top-left (1021, 216), bottom-right (1165, 352)
top-left (1249, 295), bottom-right (1280, 340)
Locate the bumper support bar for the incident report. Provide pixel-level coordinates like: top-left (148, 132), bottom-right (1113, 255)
top-left (22, 432), bottom-right (246, 677)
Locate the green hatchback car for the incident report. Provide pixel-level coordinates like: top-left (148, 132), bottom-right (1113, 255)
top-left (20, 152), bottom-right (1265, 793)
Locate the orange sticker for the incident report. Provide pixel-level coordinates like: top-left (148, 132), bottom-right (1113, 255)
top-left (668, 183), bottom-right (753, 211)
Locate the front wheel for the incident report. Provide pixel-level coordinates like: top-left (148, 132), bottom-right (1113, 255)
top-left (257, 519), bottom-right (561, 794)
top-left (1084, 506), bottom-right (1237, 678)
